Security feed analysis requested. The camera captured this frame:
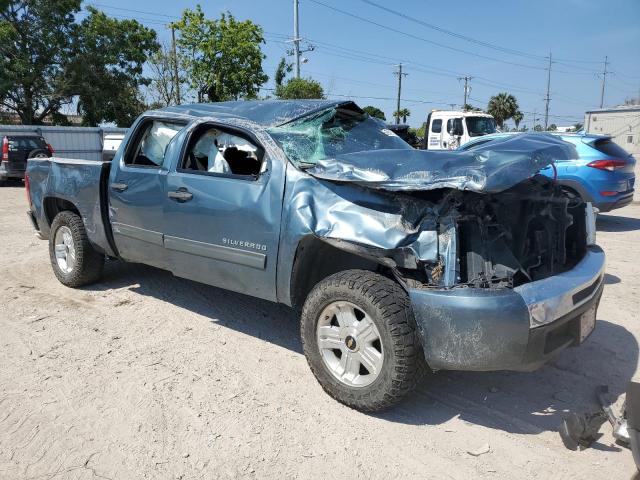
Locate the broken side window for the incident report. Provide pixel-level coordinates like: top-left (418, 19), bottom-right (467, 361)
top-left (267, 105), bottom-right (411, 168)
top-left (180, 125), bottom-right (263, 178)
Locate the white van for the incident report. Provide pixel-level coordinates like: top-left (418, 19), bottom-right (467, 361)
top-left (102, 132), bottom-right (126, 161)
top-left (422, 110), bottom-right (497, 150)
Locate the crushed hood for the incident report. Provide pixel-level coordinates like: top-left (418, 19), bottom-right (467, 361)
top-left (306, 133), bottom-right (576, 193)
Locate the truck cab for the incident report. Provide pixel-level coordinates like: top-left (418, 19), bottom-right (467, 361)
top-left (422, 110), bottom-right (497, 150)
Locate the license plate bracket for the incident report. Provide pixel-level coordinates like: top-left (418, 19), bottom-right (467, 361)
top-left (579, 304), bottom-right (597, 343)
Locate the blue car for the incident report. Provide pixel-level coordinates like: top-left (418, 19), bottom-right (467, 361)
top-left (460, 133), bottom-right (636, 212)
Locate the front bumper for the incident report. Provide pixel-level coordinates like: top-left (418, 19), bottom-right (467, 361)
top-left (409, 246), bottom-right (605, 372)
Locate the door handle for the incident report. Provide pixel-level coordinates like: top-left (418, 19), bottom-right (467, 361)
top-left (110, 183), bottom-right (128, 192)
top-left (168, 189), bottom-right (193, 202)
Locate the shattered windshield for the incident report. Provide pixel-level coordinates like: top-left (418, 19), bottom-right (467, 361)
top-left (466, 116), bottom-right (497, 137)
top-left (267, 106), bottom-right (411, 167)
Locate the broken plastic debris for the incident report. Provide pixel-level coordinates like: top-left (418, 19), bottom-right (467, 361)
top-left (467, 443), bottom-right (491, 456)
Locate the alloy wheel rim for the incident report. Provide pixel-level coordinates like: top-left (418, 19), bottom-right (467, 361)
top-left (54, 226), bottom-right (76, 274)
top-left (316, 300), bottom-right (384, 388)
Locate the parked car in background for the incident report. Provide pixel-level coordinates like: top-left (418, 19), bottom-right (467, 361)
top-left (102, 131), bottom-right (126, 162)
top-left (1, 134), bottom-right (53, 185)
top-left (421, 110), bottom-right (497, 150)
top-left (460, 132), bottom-right (636, 212)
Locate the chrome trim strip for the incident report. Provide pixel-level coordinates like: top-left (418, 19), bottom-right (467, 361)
top-left (111, 222), bottom-right (163, 246)
top-left (164, 235), bottom-right (266, 270)
top-left (514, 247), bottom-right (606, 328)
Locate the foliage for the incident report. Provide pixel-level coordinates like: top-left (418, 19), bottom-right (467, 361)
top-left (463, 103), bottom-right (482, 112)
top-left (362, 105), bottom-right (386, 121)
top-left (486, 92), bottom-right (519, 128)
top-left (0, 2), bottom-right (158, 126)
top-left (276, 77), bottom-right (324, 99)
top-left (572, 122), bottom-right (584, 132)
top-left (547, 123), bottom-right (557, 131)
top-left (415, 122), bottom-right (426, 138)
top-left (275, 57), bottom-right (292, 88)
top-left (0, 0), bottom-right (80, 124)
top-left (68, 8), bottom-right (159, 126)
top-left (533, 124), bottom-right (543, 132)
top-left (512, 110), bottom-right (523, 129)
top-left (172, 6), bottom-right (268, 102)
top-left (148, 43), bottom-right (185, 107)
top-left (393, 108), bottom-right (410, 123)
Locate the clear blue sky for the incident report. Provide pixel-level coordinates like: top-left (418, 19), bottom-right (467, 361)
top-left (81, 0), bottom-right (640, 128)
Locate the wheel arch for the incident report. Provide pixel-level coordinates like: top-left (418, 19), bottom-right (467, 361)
top-left (289, 235), bottom-right (395, 311)
top-left (43, 196), bottom-right (81, 227)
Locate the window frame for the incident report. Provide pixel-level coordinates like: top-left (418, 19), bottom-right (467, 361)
top-left (431, 119), bottom-right (442, 133)
top-left (176, 121), bottom-right (267, 182)
top-left (122, 117), bottom-right (188, 170)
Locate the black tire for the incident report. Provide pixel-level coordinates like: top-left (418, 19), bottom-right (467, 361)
top-left (301, 270), bottom-right (422, 411)
top-left (49, 211), bottom-right (104, 287)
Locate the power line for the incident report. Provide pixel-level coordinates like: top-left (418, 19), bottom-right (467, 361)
top-left (544, 53), bottom-right (552, 130)
top-left (307, 0), bottom-right (552, 72)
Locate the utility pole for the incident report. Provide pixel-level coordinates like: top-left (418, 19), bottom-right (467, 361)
top-left (544, 52), bottom-right (552, 131)
top-left (532, 110), bottom-right (538, 130)
top-left (170, 25), bottom-right (181, 105)
top-left (394, 64), bottom-right (407, 124)
top-left (599, 55), bottom-right (609, 109)
top-left (458, 76), bottom-right (472, 109)
top-left (293, 0), bottom-right (301, 78)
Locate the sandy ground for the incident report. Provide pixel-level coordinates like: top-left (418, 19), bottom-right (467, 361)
top-left (0, 183), bottom-right (639, 480)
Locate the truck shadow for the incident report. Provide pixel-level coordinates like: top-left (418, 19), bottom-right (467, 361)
top-left (88, 260), bottom-right (637, 437)
top-left (90, 259), bottom-right (303, 354)
top-left (597, 213), bottom-right (640, 232)
top-left (379, 318), bottom-right (637, 435)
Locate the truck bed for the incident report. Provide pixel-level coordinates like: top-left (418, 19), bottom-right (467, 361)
top-left (27, 157), bottom-right (117, 257)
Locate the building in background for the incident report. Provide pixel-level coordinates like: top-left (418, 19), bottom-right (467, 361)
top-left (584, 106), bottom-right (640, 156)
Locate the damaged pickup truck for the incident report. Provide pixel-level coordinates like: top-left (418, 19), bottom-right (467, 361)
top-left (25, 100), bottom-right (605, 411)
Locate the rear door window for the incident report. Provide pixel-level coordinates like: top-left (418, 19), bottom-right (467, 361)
top-left (9, 137), bottom-right (44, 150)
top-left (431, 119), bottom-right (442, 133)
top-left (124, 120), bottom-right (185, 168)
top-left (592, 139), bottom-right (631, 158)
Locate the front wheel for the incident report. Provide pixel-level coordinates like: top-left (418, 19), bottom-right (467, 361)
top-left (49, 211), bottom-right (104, 287)
top-left (301, 270), bottom-right (422, 411)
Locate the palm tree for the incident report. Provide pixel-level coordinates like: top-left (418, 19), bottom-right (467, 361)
top-left (486, 93), bottom-right (519, 129)
top-left (512, 110), bottom-right (523, 130)
top-left (393, 108), bottom-right (410, 124)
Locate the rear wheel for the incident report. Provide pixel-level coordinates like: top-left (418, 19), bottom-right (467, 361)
top-left (49, 211), bottom-right (104, 287)
top-left (301, 270), bottom-right (422, 411)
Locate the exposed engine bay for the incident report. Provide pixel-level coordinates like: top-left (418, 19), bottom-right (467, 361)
top-left (391, 175), bottom-right (588, 290)
top-left (443, 176), bottom-right (587, 289)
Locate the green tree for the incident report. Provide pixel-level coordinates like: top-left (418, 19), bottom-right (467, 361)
top-left (0, 2), bottom-right (158, 126)
top-left (276, 77), bottom-right (324, 99)
top-left (363, 105), bottom-right (386, 121)
top-left (275, 57), bottom-right (292, 88)
top-left (486, 92), bottom-right (519, 129)
top-left (0, 0), bottom-right (80, 124)
top-left (547, 123), bottom-right (557, 131)
top-left (512, 110), bottom-right (523, 130)
top-left (393, 108), bottom-right (410, 123)
top-left (68, 7), bottom-right (159, 126)
top-left (173, 6), bottom-right (268, 102)
top-left (572, 122), bottom-right (583, 132)
top-left (533, 124), bottom-right (543, 132)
